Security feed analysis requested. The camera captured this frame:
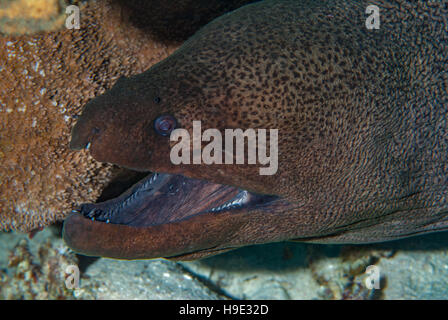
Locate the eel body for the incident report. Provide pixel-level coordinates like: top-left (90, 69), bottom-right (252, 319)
top-left (63, 0), bottom-right (448, 260)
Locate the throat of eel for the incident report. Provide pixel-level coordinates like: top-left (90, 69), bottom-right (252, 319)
top-left (75, 172), bottom-right (280, 225)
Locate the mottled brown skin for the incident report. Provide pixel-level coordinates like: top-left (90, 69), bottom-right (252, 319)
top-left (64, 0), bottom-right (448, 260)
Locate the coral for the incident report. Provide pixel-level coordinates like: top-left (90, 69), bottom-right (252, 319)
top-left (0, 0), bottom-right (256, 233)
top-left (0, 0), bottom-right (69, 35)
top-left (307, 245), bottom-right (395, 300)
top-left (0, 1), bottom-right (179, 232)
top-left (0, 235), bottom-right (82, 299)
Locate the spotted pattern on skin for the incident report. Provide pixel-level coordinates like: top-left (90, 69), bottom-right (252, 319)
top-left (154, 0), bottom-right (447, 240)
top-left (71, 0), bottom-right (447, 243)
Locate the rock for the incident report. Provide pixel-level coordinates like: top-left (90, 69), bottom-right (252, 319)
top-left (0, 228), bottom-right (225, 299)
top-left (2, 228), bottom-right (448, 299)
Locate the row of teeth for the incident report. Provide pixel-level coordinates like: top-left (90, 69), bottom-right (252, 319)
top-left (209, 190), bottom-right (249, 213)
top-left (116, 173), bottom-right (159, 209)
top-left (77, 173), bottom-right (159, 223)
top-left (139, 173), bottom-right (159, 191)
top-left (85, 209), bottom-right (111, 223)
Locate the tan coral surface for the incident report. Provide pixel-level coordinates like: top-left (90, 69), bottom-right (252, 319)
top-left (0, 1), bottom-right (179, 232)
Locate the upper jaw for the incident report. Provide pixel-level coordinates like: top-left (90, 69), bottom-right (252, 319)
top-left (69, 130), bottom-right (88, 150)
top-left (69, 117), bottom-right (94, 150)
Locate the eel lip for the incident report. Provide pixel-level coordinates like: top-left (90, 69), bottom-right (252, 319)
top-left (63, 171), bottom-right (280, 259)
top-left (63, 210), bottom-right (240, 260)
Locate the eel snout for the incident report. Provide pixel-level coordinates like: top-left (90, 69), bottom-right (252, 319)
top-left (69, 118), bottom-right (92, 150)
top-left (69, 98), bottom-right (105, 152)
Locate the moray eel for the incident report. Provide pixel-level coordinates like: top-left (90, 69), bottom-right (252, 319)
top-left (63, 0), bottom-right (448, 260)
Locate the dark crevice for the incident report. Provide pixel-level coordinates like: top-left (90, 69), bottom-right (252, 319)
top-left (176, 263), bottom-right (239, 300)
top-left (96, 167), bottom-right (150, 203)
top-left (109, 0), bottom-right (261, 43)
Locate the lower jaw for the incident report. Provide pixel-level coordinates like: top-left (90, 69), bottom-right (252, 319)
top-left (62, 168), bottom-right (294, 259)
top-left (62, 207), bottom-right (244, 259)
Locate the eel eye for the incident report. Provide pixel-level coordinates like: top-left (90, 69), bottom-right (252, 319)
top-left (153, 114), bottom-right (177, 137)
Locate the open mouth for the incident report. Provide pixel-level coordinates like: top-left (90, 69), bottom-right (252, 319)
top-left (68, 123), bottom-right (282, 232)
top-left (73, 170), bottom-right (279, 228)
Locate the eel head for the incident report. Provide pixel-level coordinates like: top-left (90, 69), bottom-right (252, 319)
top-left (64, 70), bottom-right (294, 260)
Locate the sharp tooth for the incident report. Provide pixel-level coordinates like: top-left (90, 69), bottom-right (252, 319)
top-left (239, 191), bottom-right (248, 203)
top-left (149, 173), bottom-right (158, 183)
top-left (141, 173), bottom-right (158, 191)
top-left (209, 190), bottom-right (250, 213)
